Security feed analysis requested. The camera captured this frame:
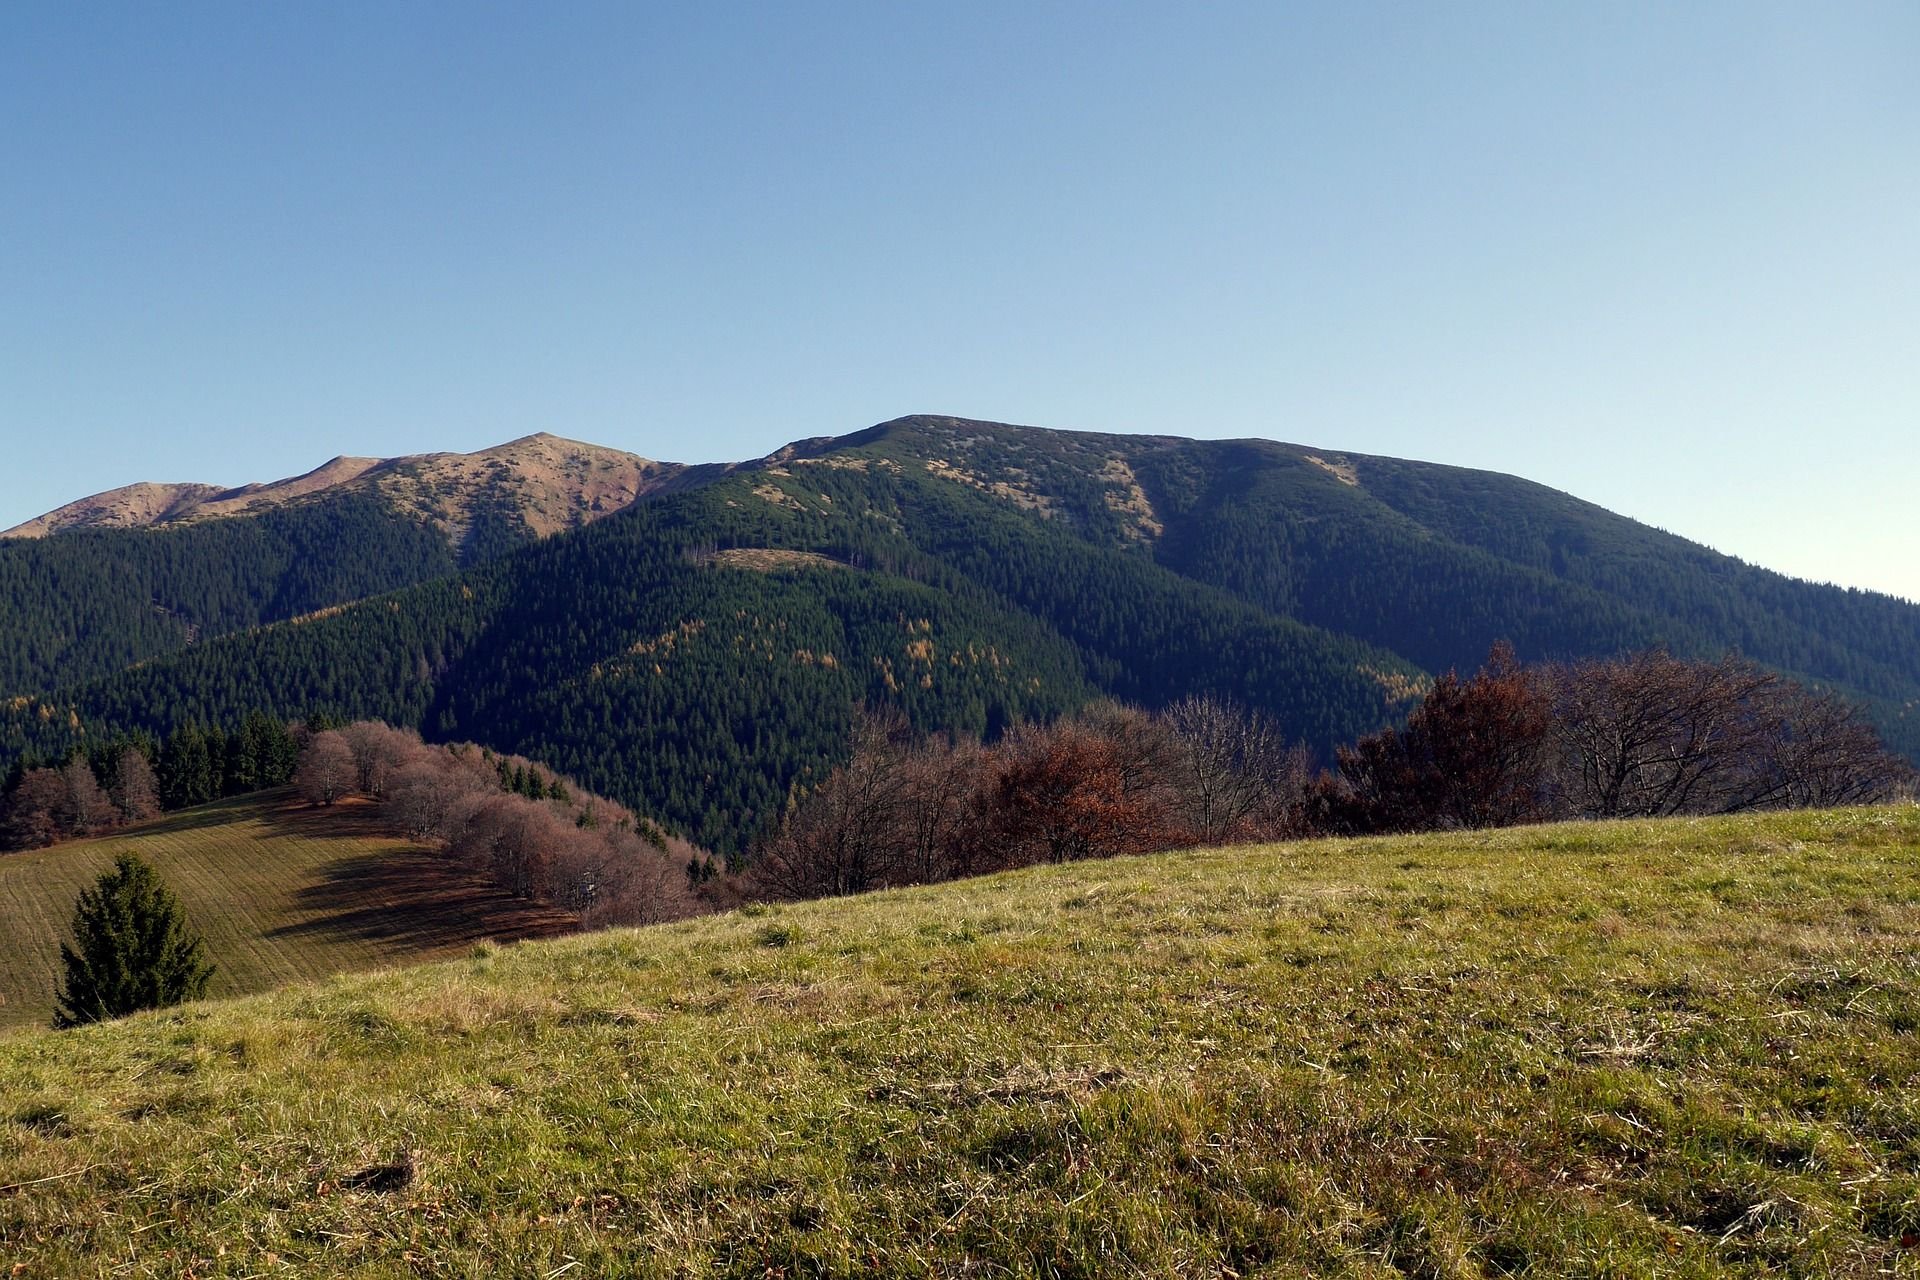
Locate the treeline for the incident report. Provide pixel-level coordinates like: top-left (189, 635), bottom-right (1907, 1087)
top-left (1312, 646), bottom-right (1913, 834)
top-left (2, 707), bottom-right (707, 927)
top-left (290, 722), bottom-right (703, 927)
top-left (748, 696), bottom-right (1314, 900)
top-left (749, 647), bottom-right (1914, 900)
top-left (0, 712), bottom-right (302, 851)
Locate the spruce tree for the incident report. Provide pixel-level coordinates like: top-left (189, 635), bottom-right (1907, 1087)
top-left (53, 854), bottom-right (214, 1028)
top-left (158, 725), bottom-right (215, 810)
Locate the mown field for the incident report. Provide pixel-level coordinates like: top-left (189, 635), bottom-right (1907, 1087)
top-left (0, 790), bottom-right (575, 1032)
top-left (2, 806), bottom-right (1918, 1277)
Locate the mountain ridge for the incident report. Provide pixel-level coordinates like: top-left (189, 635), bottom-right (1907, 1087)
top-left (0, 432), bottom-right (689, 547)
top-left (1, 415), bottom-right (1914, 850)
top-left (9, 413), bottom-right (1911, 611)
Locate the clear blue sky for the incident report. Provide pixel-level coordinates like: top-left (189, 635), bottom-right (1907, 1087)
top-left (3, 3), bottom-right (1915, 600)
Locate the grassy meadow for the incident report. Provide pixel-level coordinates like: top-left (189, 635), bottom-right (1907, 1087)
top-left (0, 790), bottom-right (575, 1032)
top-left (2, 805), bottom-right (1918, 1276)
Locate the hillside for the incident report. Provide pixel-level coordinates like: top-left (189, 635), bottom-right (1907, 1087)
top-left (0, 459), bottom-right (1424, 850)
top-left (840, 417), bottom-right (1920, 744)
top-left (1, 432), bottom-right (687, 543)
top-left (2, 416), bottom-right (1916, 852)
top-left (2, 806), bottom-right (1916, 1275)
top-left (0, 435), bottom-right (692, 700)
top-left (0, 790), bottom-right (574, 1032)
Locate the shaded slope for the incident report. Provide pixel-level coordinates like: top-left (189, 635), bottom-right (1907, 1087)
top-left (1351, 452), bottom-right (1920, 720)
top-left (1, 806), bottom-right (1915, 1274)
top-left (0, 491), bottom-right (463, 699)
top-left (846, 416), bottom-right (1920, 755)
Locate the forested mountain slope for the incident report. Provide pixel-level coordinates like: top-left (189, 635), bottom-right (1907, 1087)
top-left (0, 462), bottom-right (1422, 850)
top-left (837, 417), bottom-right (1918, 753)
top-left (0, 492), bottom-right (460, 698)
top-left (0, 435), bottom-right (694, 697)
top-left (2, 415), bottom-right (1914, 849)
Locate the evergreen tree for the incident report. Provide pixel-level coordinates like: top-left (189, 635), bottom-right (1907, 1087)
top-left (53, 854), bottom-right (214, 1027)
top-left (251, 713), bottom-right (300, 787)
top-left (222, 722), bottom-right (257, 796)
top-left (157, 725), bottom-right (215, 810)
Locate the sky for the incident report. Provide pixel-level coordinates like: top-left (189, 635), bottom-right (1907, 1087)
top-left (2, 3), bottom-right (1915, 600)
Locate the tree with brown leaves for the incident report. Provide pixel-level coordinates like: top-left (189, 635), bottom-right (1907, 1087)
top-left (1316, 643), bottom-right (1550, 834)
top-left (58, 759), bottom-right (116, 837)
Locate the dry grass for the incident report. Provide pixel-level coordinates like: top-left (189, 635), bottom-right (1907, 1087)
top-left (2, 806), bottom-right (1918, 1276)
top-left (707, 548), bottom-right (847, 573)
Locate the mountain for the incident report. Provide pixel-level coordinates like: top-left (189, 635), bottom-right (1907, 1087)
top-left (0, 434), bottom-right (700, 701)
top-left (2, 432), bottom-right (689, 543)
top-left (2, 415), bottom-right (1915, 851)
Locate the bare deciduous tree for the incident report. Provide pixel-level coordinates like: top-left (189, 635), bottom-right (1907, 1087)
top-left (294, 731), bottom-right (357, 807)
top-left (897, 736), bottom-right (985, 884)
top-left (1, 768), bottom-right (68, 850)
top-left (339, 722), bottom-right (427, 800)
top-left (108, 749), bottom-right (161, 824)
top-left (59, 759), bottom-right (116, 837)
top-left (1546, 651), bottom-right (1783, 818)
top-left (750, 712), bottom-right (910, 900)
top-left (1164, 694), bottom-right (1310, 844)
top-left (1540, 649), bottom-right (1909, 819)
top-left (1753, 682), bottom-right (1910, 809)
top-left (386, 758), bottom-right (489, 840)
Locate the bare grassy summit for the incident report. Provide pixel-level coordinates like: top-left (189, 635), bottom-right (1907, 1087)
top-left (2, 806), bottom-right (1917, 1276)
top-left (1, 433), bottom-right (685, 544)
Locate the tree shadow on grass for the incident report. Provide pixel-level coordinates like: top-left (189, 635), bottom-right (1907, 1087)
top-left (266, 849), bottom-right (577, 952)
top-left (259, 793), bottom-right (404, 843)
top-left (120, 790), bottom-right (401, 843)
top-left (118, 790), bottom-right (298, 838)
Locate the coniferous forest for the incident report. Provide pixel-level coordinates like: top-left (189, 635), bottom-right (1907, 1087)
top-left (3, 416), bottom-right (1916, 852)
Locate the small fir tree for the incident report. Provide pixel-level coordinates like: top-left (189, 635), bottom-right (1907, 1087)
top-left (53, 854), bottom-right (214, 1028)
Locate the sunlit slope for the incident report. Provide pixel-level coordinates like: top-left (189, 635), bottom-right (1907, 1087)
top-left (4, 807), bottom-right (1917, 1276)
top-left (0, 790), bottom-right (573, 1031)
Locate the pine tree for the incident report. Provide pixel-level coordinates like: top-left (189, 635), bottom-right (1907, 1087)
top-left (53, 854), bottom-right (215, 1027)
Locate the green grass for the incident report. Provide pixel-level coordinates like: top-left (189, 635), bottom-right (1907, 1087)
top-left (0, 790), bottom-right (574, 1032)
top-left (3, 806), bottom-right (1919, 1277)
